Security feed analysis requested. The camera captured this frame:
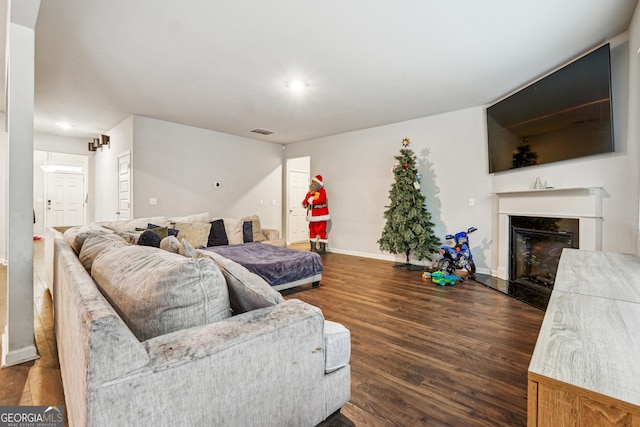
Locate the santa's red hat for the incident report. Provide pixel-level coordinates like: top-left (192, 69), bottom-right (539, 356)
top-left (311, 174), bottom-right (324, 186)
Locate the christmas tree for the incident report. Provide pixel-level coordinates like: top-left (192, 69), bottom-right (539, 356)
top-left (511, 136), bottom-right (538, 169)
top-left (378, 138), bottom-right (440, 266)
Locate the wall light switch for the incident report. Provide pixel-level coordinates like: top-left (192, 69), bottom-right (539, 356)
top-left (468, 198), bottom-right (475, 207)
top-left (271, 200), bottom-right (276, 206)
top-left (149, 197), bottom-right (158, 205)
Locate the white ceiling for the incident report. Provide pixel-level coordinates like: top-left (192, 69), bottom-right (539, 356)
top-left (3, 0), bottom-right (639, 144)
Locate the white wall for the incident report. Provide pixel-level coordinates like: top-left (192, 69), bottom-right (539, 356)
top-left (285, 106), bottom-right (494, 271)
top-left (631, 6), bottom-right (640, 256)
top-left (128, 116), bottom-right (284, 230)
top-left (0, 114), bottom-right (6, 264)
top-left (93, 116), bottom-right (134, 222)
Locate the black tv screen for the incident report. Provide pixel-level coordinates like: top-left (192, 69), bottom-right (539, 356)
top-left (486, 44), bottom-right (614, 173)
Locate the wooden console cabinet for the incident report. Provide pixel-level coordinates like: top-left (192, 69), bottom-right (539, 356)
top-left (527, 249), bottom-right (640, 427)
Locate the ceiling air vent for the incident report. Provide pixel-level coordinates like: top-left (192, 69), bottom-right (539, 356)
top-left (250, 128), bottom-right (275, 135)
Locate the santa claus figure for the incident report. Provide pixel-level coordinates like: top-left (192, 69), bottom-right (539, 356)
top-left (302, 174), bottom-right (330, 253)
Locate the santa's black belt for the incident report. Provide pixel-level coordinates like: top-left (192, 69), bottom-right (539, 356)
top-left (312, 204), bottom-right (328, 209)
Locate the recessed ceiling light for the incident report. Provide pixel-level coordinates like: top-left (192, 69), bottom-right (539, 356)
top-left (286, 80), bottom-right (308, 93)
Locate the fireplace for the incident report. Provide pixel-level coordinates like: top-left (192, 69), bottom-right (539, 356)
top-left (508, 216), bottom-right (579, 309)
top-left (480, 187), bottom-right (604, 311)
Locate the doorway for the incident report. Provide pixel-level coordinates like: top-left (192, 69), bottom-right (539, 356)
top-left (286, 156), bottom-right (310, 245)
top-left (34, 151), bottom-right (89, 234)
top-left (46, 172), bottom-right (85, 227)
top-left (117, 151), bottom-right (132, 221)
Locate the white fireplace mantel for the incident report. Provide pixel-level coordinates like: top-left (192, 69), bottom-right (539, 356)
top-left (493, 187), bottom-right (603, 280)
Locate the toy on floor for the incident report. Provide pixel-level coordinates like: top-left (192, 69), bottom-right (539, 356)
top-left (424, 270), bottom-right (460, 286)
top-left (437, 226), bottom-right (477, 281)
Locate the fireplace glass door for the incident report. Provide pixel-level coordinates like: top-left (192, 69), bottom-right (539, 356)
top-left (508, 216), bottom-right (579, 309)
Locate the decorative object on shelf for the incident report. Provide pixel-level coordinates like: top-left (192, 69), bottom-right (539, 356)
top-left (534, 176), bottom-right (544, 189)
top-left (378, 138), bottom-right (439, 269)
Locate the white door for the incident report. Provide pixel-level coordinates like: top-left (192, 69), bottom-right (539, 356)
top-left (117, 152), bottom-right (131, 220)
top-left (288, 170), bottom-right (310, 243)
top-left (46, 172), bottom-right (85, 227)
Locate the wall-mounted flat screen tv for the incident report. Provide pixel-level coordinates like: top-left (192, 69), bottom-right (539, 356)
top-left (486, 44), bottom-right (614, 173)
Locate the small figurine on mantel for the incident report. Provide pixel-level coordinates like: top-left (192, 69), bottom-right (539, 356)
top-left (302, 175), bottom-right (330, 254)
top-left (534, 177), bottom-right (544, 189)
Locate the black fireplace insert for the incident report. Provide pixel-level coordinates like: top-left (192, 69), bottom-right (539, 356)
top-left (507, 216), bottom-right (579, 309)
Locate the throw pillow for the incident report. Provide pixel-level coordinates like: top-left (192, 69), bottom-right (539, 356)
top-left (211, 217), bottom-right (243, 245)
top-left (200, 250), bottom-right (284, 314)
top-left (243, 221), bottom-right (253, 243)
top-left (174, 222), bottom-right (212, 248)
top-left (241, 214), bottom-right (266, 242)
top-left (208, 219), bottom-right (228, 246)
top-left (146, 223), bottom-right (169, 239)
top-left (137, 230), bottom-right (162, 248)
top-left (91, 244), bottom-right (230, 341)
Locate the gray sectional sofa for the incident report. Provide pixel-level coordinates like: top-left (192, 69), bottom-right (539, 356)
top-left (44, 217), bottom-right (350, 427)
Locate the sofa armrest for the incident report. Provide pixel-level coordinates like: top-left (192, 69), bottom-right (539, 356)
top-left (261, 228), bottom-right (286, 247)
top-left (261, 228), bottom-right (280, 240)
top-left (90, 299), bottom-right (328, 426)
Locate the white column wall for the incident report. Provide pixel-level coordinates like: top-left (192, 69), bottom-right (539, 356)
top-left (2, 0), bottom-right (41, 367)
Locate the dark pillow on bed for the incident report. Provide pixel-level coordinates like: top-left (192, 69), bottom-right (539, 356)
top-left (243, 221), bottom-right (253, 243)
top-left (208, 219), bottom-right (229, 246)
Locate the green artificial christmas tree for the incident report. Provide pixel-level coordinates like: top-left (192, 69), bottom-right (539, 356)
top-left (378, 138), bottom-right (440, 268)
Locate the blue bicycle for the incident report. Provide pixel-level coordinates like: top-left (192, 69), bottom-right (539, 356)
top-left (437, 227), bottom-right (477, 280)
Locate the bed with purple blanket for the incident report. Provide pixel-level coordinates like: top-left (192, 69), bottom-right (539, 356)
top-left (202, 242), bottom-right (323, 291)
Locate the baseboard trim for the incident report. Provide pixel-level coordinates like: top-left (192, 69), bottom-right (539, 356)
top-left (328, 248), bottom-right (436, 268)
top-left (1, 329), bottom-right (40, 367)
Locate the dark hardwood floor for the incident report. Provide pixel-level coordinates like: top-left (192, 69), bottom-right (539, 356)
top-left (0, 241), bottom-right (544, 427)
top-left (285, 247), bottom-right (545, 427)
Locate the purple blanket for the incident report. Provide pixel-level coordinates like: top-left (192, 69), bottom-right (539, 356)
top-left (203, 242), bottom-right (323, 286)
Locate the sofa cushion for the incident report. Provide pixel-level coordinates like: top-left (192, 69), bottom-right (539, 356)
top-left (174, 222), bottom-right (212, 248)
top-left (98, 216), bottom-right (170, 232)
top-left (242, 214), bottom-right (266, 242)
top-left (91, 244), bottom-right (231, 341)
top-left (324, 320), bottom-right (351, 373)
top-left (207, 219), bottom-right (229, 246)
top-left (63, 224), bottom-right (114, 254)
top-left (78, 233), bottom-right (129, 272)
top-left (169, 212), bottom-right (210, 224)
top-left (199, 250), bottom-right (284, 314)
top-left (116, 230), bottom-right (142, 244)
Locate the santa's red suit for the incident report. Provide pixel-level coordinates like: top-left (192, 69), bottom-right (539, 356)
top-left (302, 175), bottom-right (330, 252)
